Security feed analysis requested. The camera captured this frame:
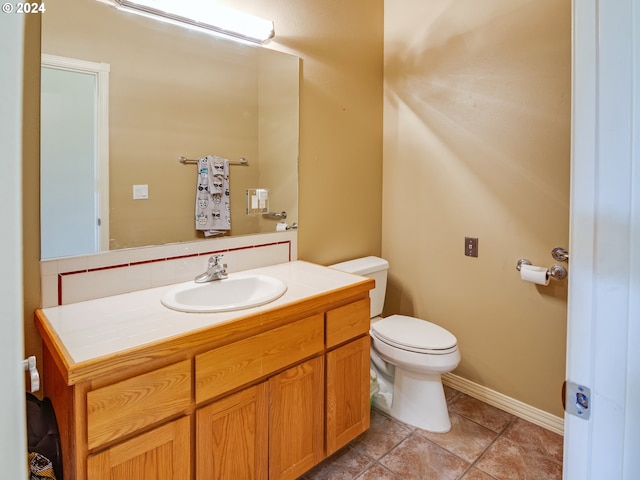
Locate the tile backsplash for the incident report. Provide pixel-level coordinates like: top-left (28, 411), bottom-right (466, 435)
top-left (40, 231), bottom-right (297, 307)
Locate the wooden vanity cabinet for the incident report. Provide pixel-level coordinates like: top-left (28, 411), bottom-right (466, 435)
top-left (36, 279), bottom-right (374, 480)
top-left (87, 417), bottom-right (190, 480)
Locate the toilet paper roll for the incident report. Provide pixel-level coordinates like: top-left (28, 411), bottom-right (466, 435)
top-left (520, 264), bottom-right (550, 286)
top-left (276, 222), bottom-right (289, 232)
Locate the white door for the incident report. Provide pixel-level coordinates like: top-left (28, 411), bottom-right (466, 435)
top-left (41, 66), bottom-right (99, 258)
top-left (565, 0), bottom-right (639, 478)
top-left (0, 13), bottom-right (28, 480)
top-left (40, 55), bottom-right (110, 259)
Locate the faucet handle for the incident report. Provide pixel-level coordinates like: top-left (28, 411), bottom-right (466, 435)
top-left (209, 254), bottom-right (224, 266)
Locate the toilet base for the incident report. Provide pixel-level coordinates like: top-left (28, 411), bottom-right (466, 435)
top-left (374, 366), bottom-right (452, 433)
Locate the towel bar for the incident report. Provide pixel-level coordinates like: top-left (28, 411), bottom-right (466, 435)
top-left (179, 156), bottom-right (249, 166)
top-left (263, 211), bottom-right (287, 220)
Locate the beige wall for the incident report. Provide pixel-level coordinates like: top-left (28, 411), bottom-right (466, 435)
top-left (242, 0), bottom-right (385, 264)
top-left (257, 50), bottom-right (300, 230)
top-left (383, 0), bottom-right (571, 416)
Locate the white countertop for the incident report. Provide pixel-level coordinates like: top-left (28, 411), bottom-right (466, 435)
top-left (41, 261), bottom-right (367, 364)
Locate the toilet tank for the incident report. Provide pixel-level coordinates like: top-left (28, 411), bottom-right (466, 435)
top-left (329, 256), bottom-right (389, 318)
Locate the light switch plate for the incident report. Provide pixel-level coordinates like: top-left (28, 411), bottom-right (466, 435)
top-left (465, 237), bottom-right (478, 257)
top-left (133, 184), bottom-right (148, 200)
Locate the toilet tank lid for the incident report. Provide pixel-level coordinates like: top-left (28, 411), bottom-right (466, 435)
top-left (329, 256), bottom-right (389, 275)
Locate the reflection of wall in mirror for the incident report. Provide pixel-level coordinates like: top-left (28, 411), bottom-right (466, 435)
top-left (258, 49), bottom-right (299, 232)
top-left (41, 0), bottom-right (298, 253)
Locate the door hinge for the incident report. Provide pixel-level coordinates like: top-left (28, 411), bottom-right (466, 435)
top-left (563, 381), bottom-right (591, 419)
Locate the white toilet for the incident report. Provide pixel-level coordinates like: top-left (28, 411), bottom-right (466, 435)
top-left (330, 256), bottom-right (461, 432)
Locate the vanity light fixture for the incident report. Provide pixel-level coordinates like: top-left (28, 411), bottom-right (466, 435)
top-left (101, 0), bottom-right (275, 44)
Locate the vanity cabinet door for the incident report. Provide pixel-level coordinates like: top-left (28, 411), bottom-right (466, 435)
top-left (269, 356), bottom-right (324, 480)
top-left (326, 335), bottom-right (371, 455)
top-left (86, 416), bottom-right (190, 480)
top-left (196, 382), bottom-right (269, 480)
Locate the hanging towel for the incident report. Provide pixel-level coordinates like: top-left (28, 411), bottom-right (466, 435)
top-left (195, 155), bottom-right (231, 236)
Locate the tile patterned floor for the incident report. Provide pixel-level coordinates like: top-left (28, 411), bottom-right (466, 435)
top-left (301, 386), bottom-right (563, 480)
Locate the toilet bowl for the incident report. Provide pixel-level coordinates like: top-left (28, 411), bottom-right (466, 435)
top-left (370, 314), bottom-right (460, 432)
top-left (330, 257), bottom-right (461, 432)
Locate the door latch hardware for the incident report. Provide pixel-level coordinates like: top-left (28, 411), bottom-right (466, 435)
top-left (564, 381), bottom-right (591, 419)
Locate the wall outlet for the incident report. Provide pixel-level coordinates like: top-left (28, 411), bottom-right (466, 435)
top-left (465, 237), bottom-right (478, 257)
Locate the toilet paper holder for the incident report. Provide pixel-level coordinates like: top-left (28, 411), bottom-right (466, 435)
top-left (551, 247), bottom-right (569, 262)
top-left (516, 259), bottom-right (568, 280)
top-left (516, 246), bottom-right (569, 281)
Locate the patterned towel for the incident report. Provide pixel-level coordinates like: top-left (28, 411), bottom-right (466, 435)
top-left (195, 155), bottom-right (231, 236)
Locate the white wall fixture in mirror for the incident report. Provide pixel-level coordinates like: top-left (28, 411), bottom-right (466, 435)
top-left (41, 0), bottom-right (299, 259)
top-left (98, 0), bottom-right (275, 44)
top-left (40, 55), bottom-right (110, 260)
top-left (246, 188), bottom-right (269, 214)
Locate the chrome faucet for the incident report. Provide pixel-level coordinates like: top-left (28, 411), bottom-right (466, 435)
top-left (194, 254), bottom-right (228, 283)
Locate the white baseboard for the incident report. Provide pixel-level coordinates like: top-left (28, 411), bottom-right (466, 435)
top-left (442, 373), bottom-right (564, 436)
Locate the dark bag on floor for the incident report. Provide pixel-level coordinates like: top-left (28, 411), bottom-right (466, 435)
top-left (26, 393), bottom-right (63, 480)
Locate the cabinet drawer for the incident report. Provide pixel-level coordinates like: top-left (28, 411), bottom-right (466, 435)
top-left (325, 298), bottom-right (370, 348)
top-left (87, 360), bottom-right (192, 450)
top-left (196, 314), bottom-right (324, 403)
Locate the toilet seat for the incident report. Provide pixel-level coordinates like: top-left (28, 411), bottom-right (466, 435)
top-left (371, 315), bottom-right (458, 355)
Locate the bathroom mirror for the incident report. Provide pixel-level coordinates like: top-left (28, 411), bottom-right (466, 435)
top-left (40, 0), bottom-right (299, 259)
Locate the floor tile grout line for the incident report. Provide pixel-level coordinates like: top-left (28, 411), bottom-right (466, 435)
top-left (459, 413), bottom-right (564, 479)
top-left (466, 414), bottom-right (565, 469)
top-left (303, 387), bottom-right (562, 479)
top-left (352, 428), bottom-right (413, 465)
top-left (446, 391), bottom-right (518, 435)
top-left (369, 402), bottom-right (508, 478)
top-left (408, 395), bottom-right (516, 480)
top-left (366, 461), bottom-right (408, 480)
top-left (463, 424), bottom-right (509, 479)
top-left (355, 424), bottom-right (468, 480)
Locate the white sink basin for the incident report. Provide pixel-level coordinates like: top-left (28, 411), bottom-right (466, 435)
top-left (161, 273), bottom-right (287, 313)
